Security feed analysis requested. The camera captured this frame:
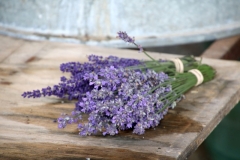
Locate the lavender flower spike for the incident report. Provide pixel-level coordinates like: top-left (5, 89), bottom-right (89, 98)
top-left (117, 31), bottom-right (135, 43)
top-left (117, 31), bottom-right (155, 61)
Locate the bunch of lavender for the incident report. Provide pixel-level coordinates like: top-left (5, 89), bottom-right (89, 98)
top-left (57, 64), bottom-right (215, 136)
top-left (22, 54), bottom-right (199, 100)
top-left (22, 31), bottom-right (215, 136)
top-left (59, 66), bottom-right (171, 135)
top-left (22, 32), bottom-right (201, 100)
top-left (55, 32), bottom-right (215, 136)
top-left (22, 55), bottom-right (142, 100)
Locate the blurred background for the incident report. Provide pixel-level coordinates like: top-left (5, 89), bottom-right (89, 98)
top-left (1, 0), bottom-right (240, 159)
top-left (1, 0), bottom-right (240, 55)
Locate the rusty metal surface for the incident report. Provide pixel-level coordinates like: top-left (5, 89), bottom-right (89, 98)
top-left (0, 0), bottom-right (240, 47)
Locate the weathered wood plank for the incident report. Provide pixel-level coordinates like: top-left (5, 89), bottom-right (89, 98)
top-left (0, 35), bottom-right (240, 160)
top-left (201, 35), bottom-right (240, 60)
top-left (3, 41), bottom-right (47, 65)
top-left (0, 35), bottom-right (25, 62)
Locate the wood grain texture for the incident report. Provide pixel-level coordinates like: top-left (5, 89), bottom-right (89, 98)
top-left (0, 35), bottom-right (240, 160)
top-left (0, 35), bottom-right (24, 63)
top-left (201, 35), bottom-right (240, 60)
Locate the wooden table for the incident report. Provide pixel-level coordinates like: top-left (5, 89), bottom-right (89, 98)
top-left (0, 35), bottom-right (240, 160)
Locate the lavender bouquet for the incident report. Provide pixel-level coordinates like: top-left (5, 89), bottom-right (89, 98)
top-left (56, 64), bottom-right (214, 136)
top-left (22, 31), bottom-right (215, 136)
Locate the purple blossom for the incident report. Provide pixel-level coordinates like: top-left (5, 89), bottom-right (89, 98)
top-left (117, 31), bottom-right (135, 43)
top-left (69, 66), bottom-right (172, 136)
top-left (22, 55), bottom-right (142, 100)
top-left (22, 54), bottom-right (180, 136)
top-left (58, 112), bottom-right (82, 129)
top-left (21, 30), bottom-right (208, 136)
top-left (117, 31), bottom-right (157, 60)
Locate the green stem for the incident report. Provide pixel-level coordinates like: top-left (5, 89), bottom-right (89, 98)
top-left (126, 55), bottom-right (200, 76)
top-left (133, 42), bottom-right (156, 62)
top-left (155, 64), bottom-right (215, 114)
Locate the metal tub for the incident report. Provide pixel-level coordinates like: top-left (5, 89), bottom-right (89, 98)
top-left (0, 0), bottom-right (240, 48)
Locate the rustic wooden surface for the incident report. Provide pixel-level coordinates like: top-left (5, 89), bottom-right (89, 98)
top-left (0, 35), bottom-right (240, 160)
top-left (202, 35), bottom-right (240, 60)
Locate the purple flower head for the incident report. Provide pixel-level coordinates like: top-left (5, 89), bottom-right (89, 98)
top-left (22, 55), bottom-right (142, 100)
top-left (71, 66), bottom-right (173, 136)
top-left (57, 113), bottom-right (82, 129)
top-left (117, 31), bottom-right (135, 43)
top-left (22, 53), bottom-right (179, 136)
